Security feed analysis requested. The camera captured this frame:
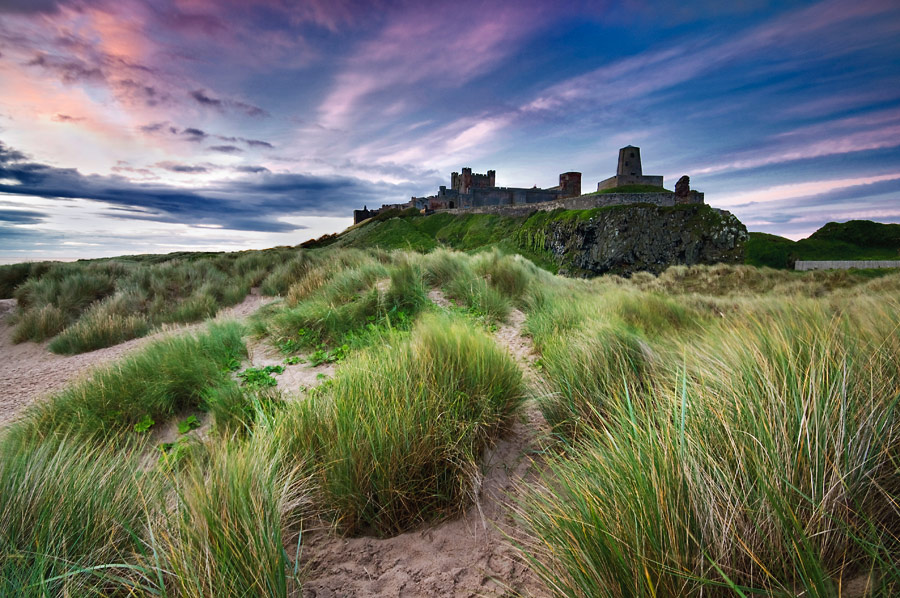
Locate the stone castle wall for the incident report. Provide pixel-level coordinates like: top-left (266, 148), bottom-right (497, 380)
top-left (439, 190), bottom-right (703, 218)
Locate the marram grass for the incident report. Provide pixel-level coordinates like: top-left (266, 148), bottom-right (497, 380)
top-left (519, 288), bottom-right (900, 597)
top-left (278, 312), bottom-right (525, 536)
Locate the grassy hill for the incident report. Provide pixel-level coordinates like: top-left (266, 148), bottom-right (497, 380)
top-left (746, 219), bottom-right (900, 268)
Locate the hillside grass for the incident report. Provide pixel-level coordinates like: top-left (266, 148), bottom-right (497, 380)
top-left (747, 220), bottom-right (900, 268)
top-left (2, 245), bottom-right (899, 595)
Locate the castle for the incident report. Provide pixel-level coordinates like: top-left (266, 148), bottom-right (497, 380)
top-left (353, 146), bottom-right (702, 224)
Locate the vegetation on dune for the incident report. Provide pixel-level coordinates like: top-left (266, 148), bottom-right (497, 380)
top-left (272, 313), bottom-right (524, 536)
top-left (518, 269), bottom-right (900, 597)
top-left (2, 242), bottom-right (900, 595)
top-left (0, 436), bottom-right (155, 597)
top-left (9, 322), bottom-right (246, 444)
top-left (0, 246), bottom-right (306, 353)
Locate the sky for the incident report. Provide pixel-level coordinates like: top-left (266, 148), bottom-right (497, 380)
top-left (1, 0), bottom-right (899, 260)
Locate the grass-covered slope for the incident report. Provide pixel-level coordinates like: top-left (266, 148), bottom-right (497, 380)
top-left (747, 219), bottom-right (900, 268)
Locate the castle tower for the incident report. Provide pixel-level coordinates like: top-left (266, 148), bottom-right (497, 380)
top-left (617, 146), bottom-right (642, 177)
top-left (558, 172), bottom-right (582, 197)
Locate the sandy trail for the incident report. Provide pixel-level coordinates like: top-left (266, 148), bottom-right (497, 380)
top-left (0, 290), bottom-right (273, 427)
top-left (298, 294), bottom-right (550, 598)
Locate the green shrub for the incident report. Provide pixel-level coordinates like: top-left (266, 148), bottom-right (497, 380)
top-left (10, 303), bottom-right (67, 343)
top-left (49, 312), bottom-right (150, 354)
top-left (260, 252), bottom-right (313, 296)
top-left (538, 323), bottom-right (652, 437)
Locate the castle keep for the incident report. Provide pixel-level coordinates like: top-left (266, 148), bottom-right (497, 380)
top-left (353, 146), bottom-right (702, 224)
top-left (596, 146), bottom-right (664, 191)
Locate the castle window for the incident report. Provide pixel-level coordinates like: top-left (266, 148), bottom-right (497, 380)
top-left (630, 152), bottom-right (635, 158)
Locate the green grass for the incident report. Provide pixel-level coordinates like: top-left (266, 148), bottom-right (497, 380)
top-left (151, 437), bottom-right (309, 597)
top-left (9, 322), bottom-right (247, 444)
top-left (518, 276), bottom-right (900, 597)
top-left (5, 247), bottom-right (303, 353)
top-left (275, 313), bottom-right (524, 536)
top-left (747, 221), bottom-right (900, 268)
top-left (0, 435), bottom-right (157, 597)
top-left (3, 245), bottom-right (900, 596)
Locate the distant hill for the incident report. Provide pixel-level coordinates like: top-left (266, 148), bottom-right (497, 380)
top-left (746, 220), bottom-right (900, 269)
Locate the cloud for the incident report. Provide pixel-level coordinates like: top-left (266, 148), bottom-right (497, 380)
top-left (154, 162), bottom-right (211, 174)
top-left (139, 122), bottom-right (274, 149)
top-left (209, 145), bottom-right (243, 153)
top-left (52, 113), bottom-right (84, 122)
top-left (317, 1), bottom-right (549, 129)
top-left (26, 53), bottom-right (103, 84)
top-left (182, 127), bottom-right (209, 142)
top-left (235, 165), bottom-right (270, 173)
top-left (0, 141), bottom-right (417, 233)
top-left (189, 89), bottom-right (269, 117)
top-left (0, 0), bottom-right (70, 14)
top-left (0, 208), bottom-right (46, 224)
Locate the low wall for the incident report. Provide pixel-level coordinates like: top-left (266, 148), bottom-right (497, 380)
top-left (439, 191), bottom-right (702, 218)
top-left (795, 260), bottom-right (900, 271)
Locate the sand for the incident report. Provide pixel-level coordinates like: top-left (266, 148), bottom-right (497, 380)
top-left (0, 290), bottom-right (273, 426)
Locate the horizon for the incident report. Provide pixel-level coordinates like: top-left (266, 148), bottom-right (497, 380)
top-left (1, 0), bottom-right (899, 261)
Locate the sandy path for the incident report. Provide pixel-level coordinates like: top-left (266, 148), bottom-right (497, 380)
top-left (0, 290), bottom-right (273, 427)
top-left (298, 295), bottom-right (550, 598)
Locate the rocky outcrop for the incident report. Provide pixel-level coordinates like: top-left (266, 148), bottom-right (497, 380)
top-left (518, 204), bottom-right (747, 277)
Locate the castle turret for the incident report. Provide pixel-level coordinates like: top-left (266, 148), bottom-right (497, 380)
top-left (558, 172), bottom-right (582, 198)
top-left (617, 146), bottom-right (642, 177)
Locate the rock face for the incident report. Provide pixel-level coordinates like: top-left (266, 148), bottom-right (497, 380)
top-left (527, 204), bottom-right (748, 277)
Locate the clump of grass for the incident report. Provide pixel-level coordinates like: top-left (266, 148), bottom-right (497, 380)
top-left (538, 322), bottom-right (653, 438)
top-left (0, 436), bottom-right (155, 596)
top-left (258, 256), bottom-right (428, 352)
top-left (445, 274), bottom-right (511, 321)
top-left (8, 255), bottom-right (263, 352)
top-left (474, 250), bottom-right (535, 303)
top-left (11, 322), bottom-right (247, 443)
top-left (151, 437), bottom-right (309, 598)
top-left (206, 384), bottom-right (286, 436)
top-left (49, 312), bottom-right (150, 354)
top-left (281, 313), bottom-right (524, 536)
top-left (10, 303), bottom-right (67, 343)
top-left (422, 248), bottom-right (469, 286)
top-left (260, 252), bottom-right (314, 296)
top-left (519, 294), bottom-right (900, 597)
